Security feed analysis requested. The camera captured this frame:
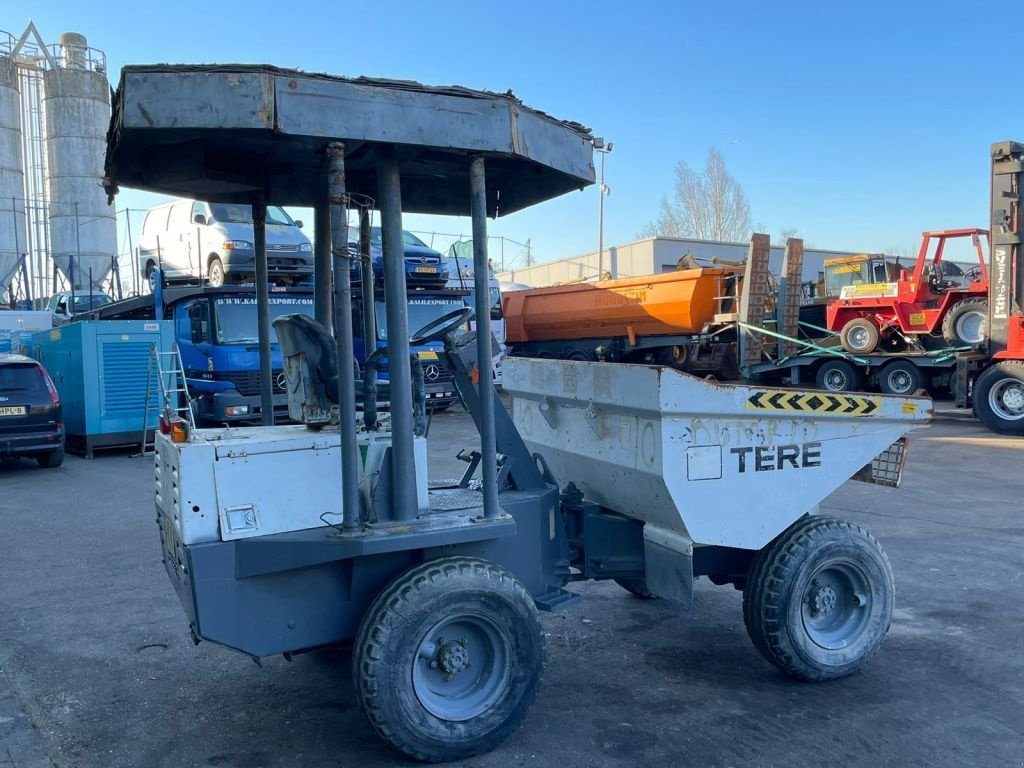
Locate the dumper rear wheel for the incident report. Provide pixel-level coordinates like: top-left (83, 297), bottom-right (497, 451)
top-left (614, 577), bottom-right (659, 599)
top-left (743, 515), bottom-right (894, 682)
top-left (353, 557), bottom-right (544, 762)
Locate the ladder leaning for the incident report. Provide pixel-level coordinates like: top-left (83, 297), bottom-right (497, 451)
top-left (135, 344), bottom-right (195, 457)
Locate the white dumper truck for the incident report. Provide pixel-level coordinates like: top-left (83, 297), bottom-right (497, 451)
top-left (106, 62), bottom-right (932, 763)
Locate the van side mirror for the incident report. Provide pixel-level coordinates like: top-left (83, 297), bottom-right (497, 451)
top-left (193, 214), bottom-right (207, 226)
top-left (294, 220), bottom-right (304, 229)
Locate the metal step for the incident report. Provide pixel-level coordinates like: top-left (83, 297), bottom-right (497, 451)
top-left (533, 587), bottom-right (582, 612)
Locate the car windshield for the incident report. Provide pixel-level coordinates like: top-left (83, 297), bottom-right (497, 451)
top-left (72, 295), bottom-right (112, 311)
top-left (374, 298), bottom-right (465, 341)
top-left (367, 227), bottom-right (428, 249)
top-left (214, 296), bottom-right (314, 344)
top-left (0, 363), bottom-right (45, 393)
top-left (210, 204), bottom-right (294, 226)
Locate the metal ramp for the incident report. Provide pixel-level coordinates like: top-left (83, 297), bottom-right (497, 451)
top-left (135, 345), bottom-right (194, 456)
top-left (737, 233), bottom-right (772, 367)
top-left (777, 238), bottom-right (804, 357)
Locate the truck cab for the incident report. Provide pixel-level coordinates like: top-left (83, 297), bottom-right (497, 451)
top-left (353, 289), bottom-right (469, 411)
top-left (173, 290), bottom-right (315, 422)
top-left (822, 254), bottom-right (899, 299)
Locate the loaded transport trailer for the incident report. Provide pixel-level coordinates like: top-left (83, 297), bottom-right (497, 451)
top-left (106, 63), bottom-right (932, 762)
top-left (504, 236), bottom-right (963, 396)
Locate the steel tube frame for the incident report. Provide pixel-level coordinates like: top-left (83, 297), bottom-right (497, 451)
top-left (326, 143), bottom-right (362, 532)
top-left (470, 156), bottom-right (499, 519)
top-left (314, 187), bottom-right (332, 328)
top-left (378, 149), bottom-right (418, 521)
top-left (253, 198), bottom-right (274, 425)
top-left (359, 211), bottom-right (376, 347)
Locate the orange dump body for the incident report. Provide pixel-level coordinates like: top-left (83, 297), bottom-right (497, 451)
top-left (503, 268), bottom-right (734, 343)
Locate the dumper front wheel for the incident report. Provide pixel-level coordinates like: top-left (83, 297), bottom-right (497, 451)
top-left (353, 557), bottom-right (544, 762)
top-left (743, 516), bottom-right (894, 682)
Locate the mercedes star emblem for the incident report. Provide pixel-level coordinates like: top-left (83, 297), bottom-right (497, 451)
top-left (423, 364), bottom-right (441, 382)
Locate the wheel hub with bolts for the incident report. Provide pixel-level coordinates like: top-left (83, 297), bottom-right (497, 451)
top-left (999, 383), bottom-right (1024, 413)
top-left (849, 327), bottom-right (870, 349)
top-left (800, 562), bottom-right (873, 651)
top-left (412, 614), bottom-right (512, 722)
top-left (436, 637), bottom-right (471, 678)
top-left (808, 580), bottom-right (838, 616)
top-left (824, 370), bottom-right (847, 390)
top-left (888, 371), bottom-right (912, 393)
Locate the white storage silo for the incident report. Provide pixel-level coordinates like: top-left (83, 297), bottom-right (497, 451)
top-left (43, 32), bottom-right (116, 290)
top-left (0, 31), bottom-right (27, 294)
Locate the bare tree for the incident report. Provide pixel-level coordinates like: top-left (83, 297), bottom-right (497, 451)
top-left (774, 227), bottom-right (800, 246)
top-left (640, 147), bottom-right (752, 242)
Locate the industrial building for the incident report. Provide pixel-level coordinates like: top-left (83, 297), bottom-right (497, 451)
top-left (497, 235), bottom-right (868, 289)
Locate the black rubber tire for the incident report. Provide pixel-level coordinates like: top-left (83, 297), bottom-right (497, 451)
top-left (840, 318), bottom-right (881, 354)
top-left (37, 444), bottom-right (64, 468)
top-left (972, 361), bottom-right (1024, 436)
top-left (613, 577), bottom-right (660, 600)
top-left (207, 257), bottom-right (226, 288)
top-left (941, 298), bottom-right (988, 347)
top-left (353, 557), bottom-right (544, 763)
top-left (878, 360), bottom-right (925, 396)
top-left (814, 359), bottom-right (863, 392)
top-left (743, 515), bottom-right (894, 682)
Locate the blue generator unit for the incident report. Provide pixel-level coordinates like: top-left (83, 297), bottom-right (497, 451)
top-left (32, 320), bottom-right (175, 457)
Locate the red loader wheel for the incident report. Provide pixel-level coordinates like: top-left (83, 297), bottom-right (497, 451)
top-left (840, 318), bottom-right (881, 354)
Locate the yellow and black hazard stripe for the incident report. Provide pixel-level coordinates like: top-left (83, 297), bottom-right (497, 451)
top-left (745, 389), bottom-right (881, 416)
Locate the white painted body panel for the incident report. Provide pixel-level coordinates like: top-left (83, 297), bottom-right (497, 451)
top-left (505, 359), bottom-right (931, 551)
top-left (155, 424), bottom-right (428, 545)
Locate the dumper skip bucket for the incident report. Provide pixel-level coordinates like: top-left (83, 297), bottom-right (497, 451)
top-left (504, 359), bottom-right (932, 550)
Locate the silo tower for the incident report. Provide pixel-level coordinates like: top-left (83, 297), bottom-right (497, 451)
top-left (0, 30), bottom-right (27, 296)
top-left (42, 32), bottom-right (115, 290)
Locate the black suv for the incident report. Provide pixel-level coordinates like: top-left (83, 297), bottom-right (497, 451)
top-left (0, 354), bottom-right (65, 468)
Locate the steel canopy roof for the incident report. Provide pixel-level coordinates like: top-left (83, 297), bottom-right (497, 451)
top-left (103, 64), bottom-right (596, 216)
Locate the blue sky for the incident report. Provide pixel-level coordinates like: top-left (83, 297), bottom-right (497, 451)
top-left (10, 1), bottom-right (1017, 269)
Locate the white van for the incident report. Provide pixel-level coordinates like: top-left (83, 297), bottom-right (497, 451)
top-left (139, 199), bottom-right (314, 288)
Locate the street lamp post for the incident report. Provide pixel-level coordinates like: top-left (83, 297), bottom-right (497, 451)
top-left (595, 138), bottom-right (613, 279)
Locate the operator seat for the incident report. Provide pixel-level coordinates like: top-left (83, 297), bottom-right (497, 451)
top-left (272, 314), bottom-right (340, 407)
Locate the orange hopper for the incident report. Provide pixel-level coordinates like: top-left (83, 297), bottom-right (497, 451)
top-left (503, 268), bottom-right (734, 344)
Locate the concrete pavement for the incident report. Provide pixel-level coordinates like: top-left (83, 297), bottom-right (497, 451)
top-left (0, 409), bottom-right (1021, 767)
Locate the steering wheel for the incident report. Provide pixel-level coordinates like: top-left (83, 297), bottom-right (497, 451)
top-left (963, 264), bottom-right (983, 282)
top-left (409, 307), bottom-right (474, 345)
